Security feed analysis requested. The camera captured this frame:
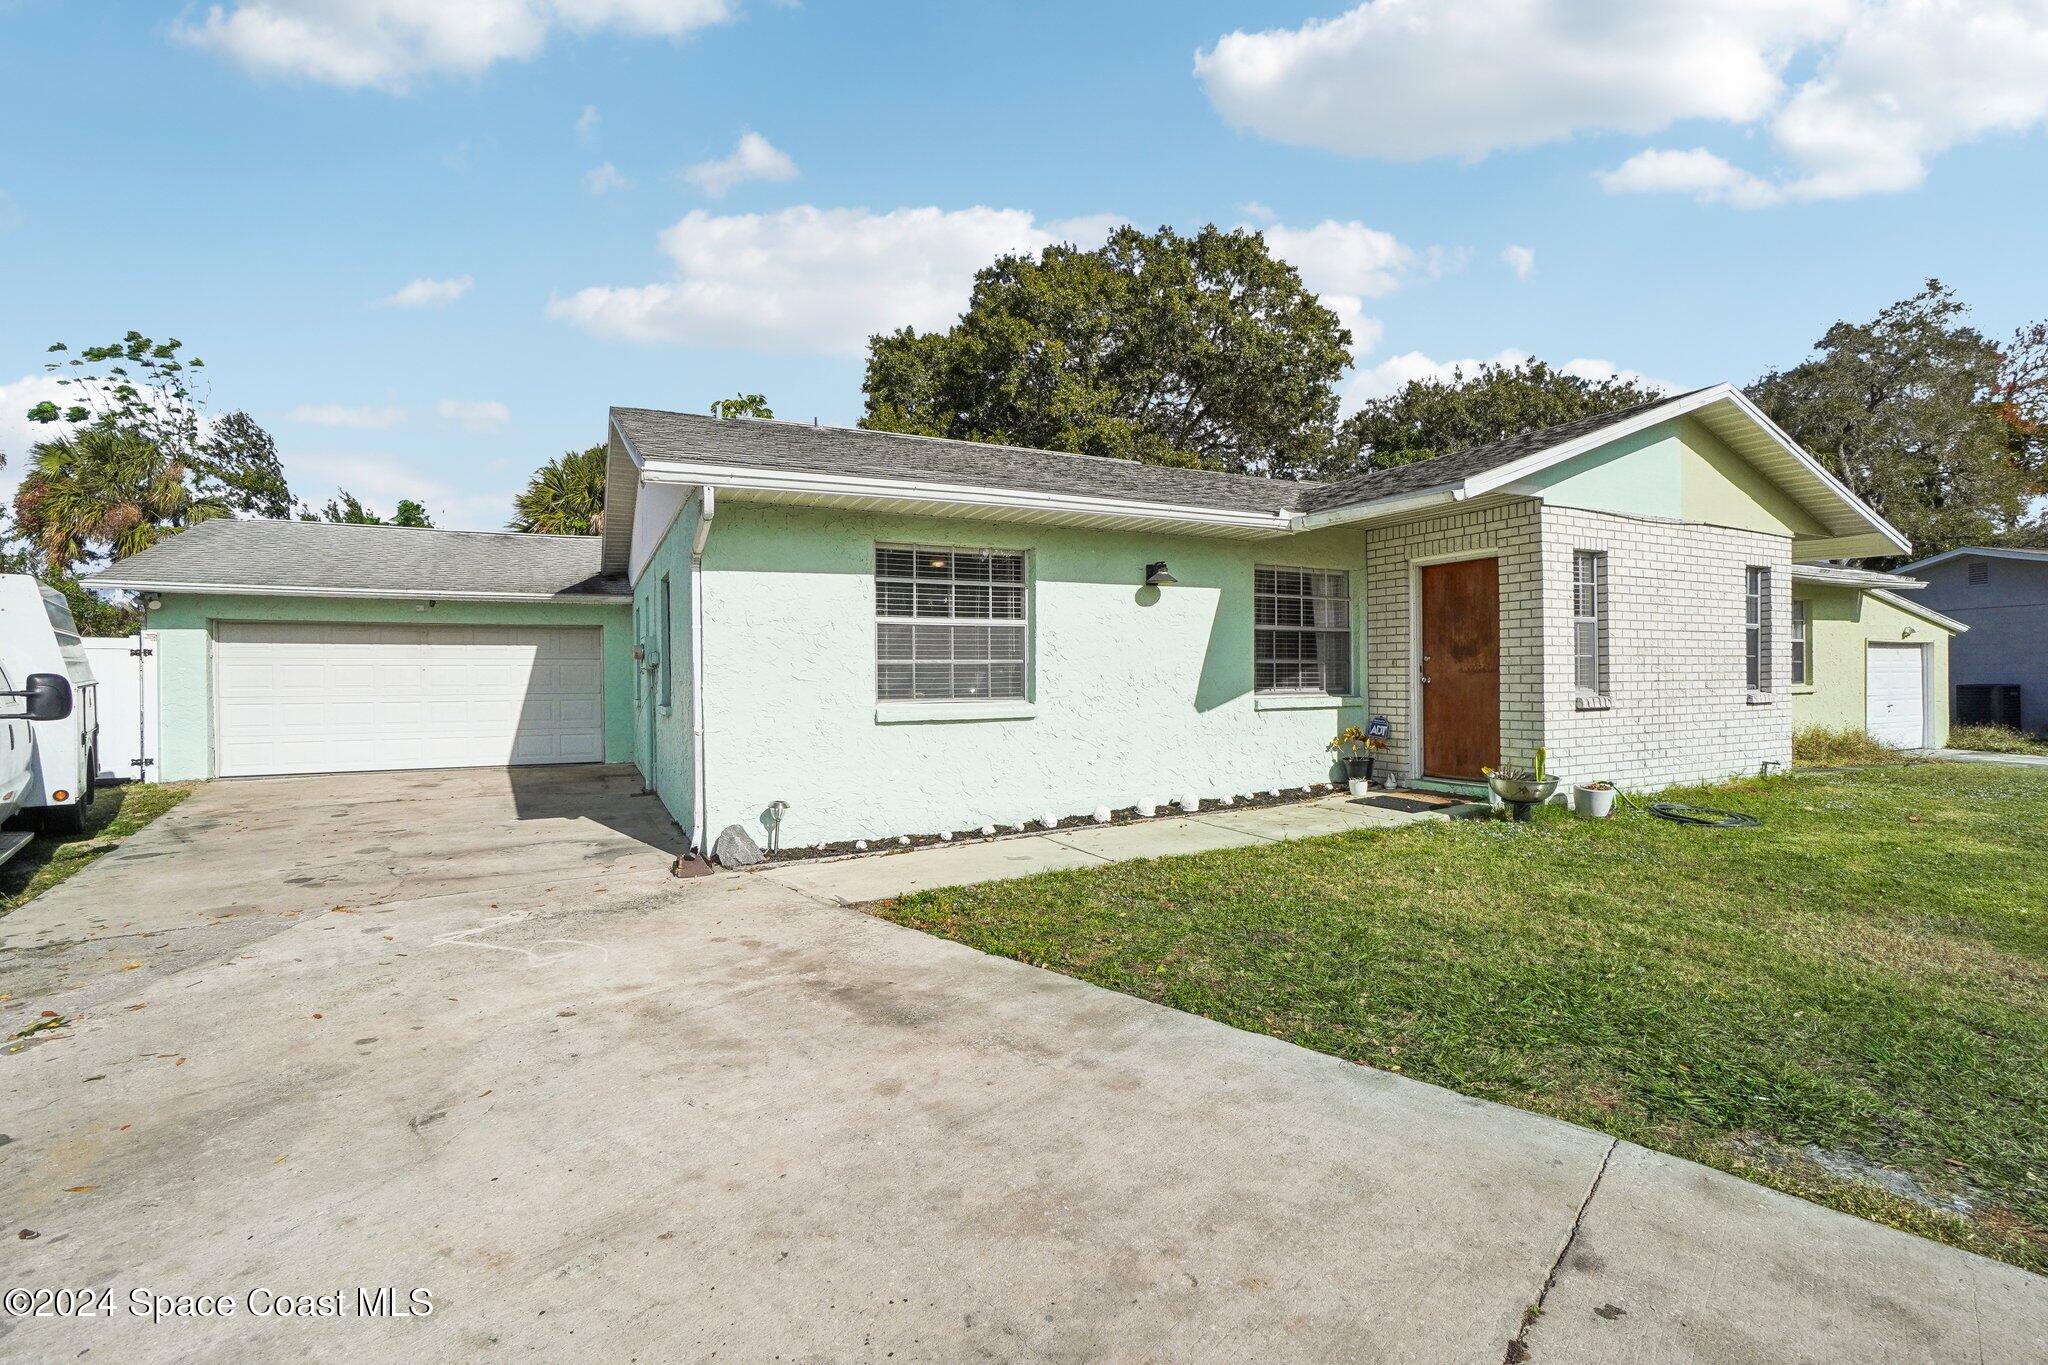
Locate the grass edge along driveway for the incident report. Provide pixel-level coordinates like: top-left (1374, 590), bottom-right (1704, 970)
top-left (0, 782), bottom-right (194, 917)
top-left (876, 763), bottom-right (2048, 1275)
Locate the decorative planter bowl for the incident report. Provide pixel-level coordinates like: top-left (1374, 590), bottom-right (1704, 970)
top-left (1487, 773), bottom-right (1560, 806)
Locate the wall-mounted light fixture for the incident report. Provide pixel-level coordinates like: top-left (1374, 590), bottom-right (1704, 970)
top-left (144, 596), bottom-right (163, 611)
top-left (1144, 561), bottom-right (1177, 587)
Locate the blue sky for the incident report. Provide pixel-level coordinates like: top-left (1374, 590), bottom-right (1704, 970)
top-left (3, 1), bottom-right (2045, 528)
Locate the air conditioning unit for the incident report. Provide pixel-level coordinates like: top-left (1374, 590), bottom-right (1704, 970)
top-left (1954, 683), bottom-right (2022, 730)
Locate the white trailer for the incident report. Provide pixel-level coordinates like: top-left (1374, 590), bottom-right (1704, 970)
top-left (0, 577), bottom-right (100, 850)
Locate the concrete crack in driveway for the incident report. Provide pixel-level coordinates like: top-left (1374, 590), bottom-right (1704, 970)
top-left (1505, 1137), bottom-right (1620, 1363)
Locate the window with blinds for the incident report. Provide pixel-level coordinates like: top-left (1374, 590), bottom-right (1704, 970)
top-left (1572, 550), bottom-right (1608, 700)
top-left (1745, 566), bottom-right (1772, 690)
top-left (875, 544), bottom-right (1028, 702)
top-left (1254, 566), bottom-right (1351, 695)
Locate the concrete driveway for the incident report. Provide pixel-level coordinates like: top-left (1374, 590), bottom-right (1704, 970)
top-left (3, 766), bottom-right (2043, 1362)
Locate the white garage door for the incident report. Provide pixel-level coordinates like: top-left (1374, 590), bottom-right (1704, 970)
top-left (1866, 644), bottom-right (1926, 750)
top-left (215, 621), bottom-right (604, 777)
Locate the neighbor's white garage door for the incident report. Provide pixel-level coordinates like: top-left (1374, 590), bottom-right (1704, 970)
top-left (214, 621), bottom-right (604, 777)
top-left (1866, 644), bottom-right (1926, 750)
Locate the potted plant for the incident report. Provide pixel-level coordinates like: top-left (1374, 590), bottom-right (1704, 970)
top-left (1482, 747), bottom-right (1560, 822)
top-left (1328, 726), bottom-right (1384, 793)
top-left (1573, 780), bottom-right (1616, 819)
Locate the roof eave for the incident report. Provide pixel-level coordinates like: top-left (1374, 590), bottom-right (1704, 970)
top-left (1870, 588), bottom-right (1968, 634)
top-left (1291, 485), bottom-right (1465, 530)
top-left (79, 579), bottom-right (630, 604)
top-left (634, 458), bottom-right (1302, 536)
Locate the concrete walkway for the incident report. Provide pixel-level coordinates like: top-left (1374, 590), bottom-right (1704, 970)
top-left (3, 768), bottom-right (2042, 1362)
top-left (1927, 746), bottom-right (2048, 768)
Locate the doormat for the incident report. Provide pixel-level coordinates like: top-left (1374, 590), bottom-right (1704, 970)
top-left (1353, 793), bottom-right (1463, 814)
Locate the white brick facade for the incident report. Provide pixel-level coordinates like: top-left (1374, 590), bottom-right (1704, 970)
top-left (1362, 498), bottom-right (1793, 791)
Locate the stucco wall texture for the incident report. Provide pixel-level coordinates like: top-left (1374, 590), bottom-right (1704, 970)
top-left (148, 593), bottom-right (635, 781)
top-left (1791, 585), bottom-right (1954, 745)
top-left (664, 502), bottom-right (1369, 850)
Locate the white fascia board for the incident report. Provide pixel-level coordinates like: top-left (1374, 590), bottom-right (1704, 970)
top-left (1290, 486), bottom-right (1463, 531)
top-left (81, 580), bottom-right (630, 605)
top-left (1871, 587), bottom-right (1968, 634)
top-left (635, 460), bottom-right (1299, 535)
top-left (1898, 546), bottom-right (2048, 573)
top-left (1790, 564), bottom-right (1926, 591)
top-left (1464, 383), bottom-right (1913, 557)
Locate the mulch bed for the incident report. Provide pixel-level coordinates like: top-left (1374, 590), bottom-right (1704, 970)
top-left (753, 781), bottom-right (1447, 866)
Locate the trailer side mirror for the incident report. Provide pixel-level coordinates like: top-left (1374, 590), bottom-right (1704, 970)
top-left (0, 672), bottom-right (73, 722)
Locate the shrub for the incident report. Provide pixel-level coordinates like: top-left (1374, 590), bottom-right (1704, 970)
top-left (1948, 724), bottom-right (2048, 756)
top-left (1792, 726), bottom-right (1906, 767)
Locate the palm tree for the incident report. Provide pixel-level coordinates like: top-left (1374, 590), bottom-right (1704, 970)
top-left (510, 444), bottom-right (606, 535)
top-left (14, 422), bottom-right (229, 566)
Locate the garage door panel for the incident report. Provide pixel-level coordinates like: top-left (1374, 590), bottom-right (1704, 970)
top-left (1866, 645), bottom-right (1925, 749)
top-left (215, 621), bottom-right (605, 777)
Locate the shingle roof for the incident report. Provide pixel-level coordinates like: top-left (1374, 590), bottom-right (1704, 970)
top-left (83, 519), bottom-right (628, 599)
top-left (610, 408), bottom-right (1307, 514)
top-left (1296, 392), bottom-right (1701, 513)
top-left (614, 394), bottom-right (1703, 521)
top-left (1790, 563), bottom-right (1925, 590)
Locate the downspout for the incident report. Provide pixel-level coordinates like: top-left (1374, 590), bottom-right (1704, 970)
top-left (689, 485), bottom-right (716, 859)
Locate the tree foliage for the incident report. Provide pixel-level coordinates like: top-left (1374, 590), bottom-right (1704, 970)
top-left (709, 393), bottom-right (774, 420)
top-left (861, 224), bottom-right (1353, 477)
top-left (14, 424), bottom-right (231, 566)
top-left (300, 491), bottom-right (434, 527)
top-left (27, 332), bottom-right (291, 519)
top-left (510, 444), bottom-right (606, 535)
top-left (1748, 281), bottom-right (2046, 561)
top-left (1333, 360), bottom-right (1666, 476)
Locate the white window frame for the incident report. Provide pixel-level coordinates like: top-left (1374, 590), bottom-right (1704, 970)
top-left (1254, 565), bottom-right (1353, 697)
top-left (659, 573), bottom-right (674, 710)
top-left (874, 543), bottom-right (1030, 704)
top-left (1746, 566), bottom-right (1772, 693)
top-left (1572, 550), bottom-right (1609, 706)
top-left (1791, 597), bottom-right (1810, 686)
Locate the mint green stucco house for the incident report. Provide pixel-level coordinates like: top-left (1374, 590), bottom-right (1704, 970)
top-left (92, 384), bottom-right (1925, 856)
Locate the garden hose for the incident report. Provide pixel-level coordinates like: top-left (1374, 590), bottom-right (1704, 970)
top-left (1613, 785), bottom-right (1764, 829)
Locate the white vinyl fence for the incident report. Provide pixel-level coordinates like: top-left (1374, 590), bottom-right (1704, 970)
top-left (82, 633), bottom-right (161, 784)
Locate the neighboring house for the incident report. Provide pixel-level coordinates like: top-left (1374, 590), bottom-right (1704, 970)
top-left (1790, 564), bottom-right (1966, 749)
top-left (89, 382), bottom-right (1911, 854)
top-left (1896, 547), bottom-right (2048, 736)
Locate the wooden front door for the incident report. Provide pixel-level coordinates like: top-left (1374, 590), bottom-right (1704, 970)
top-left (1419, 558), bottom-right (1500, 780)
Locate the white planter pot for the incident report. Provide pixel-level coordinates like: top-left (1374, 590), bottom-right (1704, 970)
top-left (1573, 783), bottom-right (1617, 819)
top-left (1348, 778), bottom-right (1372, 798)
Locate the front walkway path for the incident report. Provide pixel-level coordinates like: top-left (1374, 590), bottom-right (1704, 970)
top-left (3, 769), bottom-right (2041, 1362)
top-left (1927, 746), bottom-right (2048, 768)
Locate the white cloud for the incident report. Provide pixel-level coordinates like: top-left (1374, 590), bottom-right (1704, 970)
top-left (551, 204), bottom-right (1069, 355)
top-left (1343, 349), bottom-right (1675, 411)
top-left (575, 103), bottom-right (600, 138)
top-left (554, 204), bottom-right (1424, 360)
top-left (380, 275), bottom-right (473, 308)
top-left (585, 161), bottom-right (630, 194)
top-left (175, 0), bottom-right (738, 91)
top-left (1198, 1), bottom-right (2048, 207)
top-left (685, 130), bottom-right (798, 198)
top-left (1238, 200), bottom-right (1277, 224)
top-left (287, 402), bottom-right (406, 428)
top-left (1501, 244), bottom-right (1536, 280)
top-left (1195, 1), bottom-right (1843, 160)
top-left (1608, 2), bottom-right (2048, 206)
top-left (286, 452), bottom-right (512, 529)
top-left (437, 399), bottom-right (511, 430)
top-left (0, 374), bottom-right (85, 512)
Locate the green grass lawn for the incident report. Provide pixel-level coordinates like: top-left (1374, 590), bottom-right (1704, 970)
top-left (0, 782), bottom-right (193, 916)
top-left (876, 763), bottom-right (2048, 1273)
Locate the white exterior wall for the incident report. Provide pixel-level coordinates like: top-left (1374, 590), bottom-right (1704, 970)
top-left (1539, 506), bottom-right (1792, 789)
